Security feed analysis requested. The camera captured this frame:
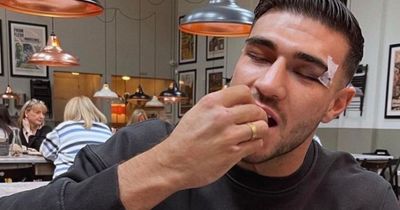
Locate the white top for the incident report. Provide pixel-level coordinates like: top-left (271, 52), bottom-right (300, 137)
top-left (40, 120), bottom-right (112, 178)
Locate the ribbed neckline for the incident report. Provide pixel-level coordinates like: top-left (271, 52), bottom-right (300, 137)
top-left (226, 141), bottom-right (316, 194)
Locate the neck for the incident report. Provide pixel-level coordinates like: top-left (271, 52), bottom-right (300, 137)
top-left (30, 124), bottom-right (39, 133)
top-left (238, 138), bottom-right (313, 177)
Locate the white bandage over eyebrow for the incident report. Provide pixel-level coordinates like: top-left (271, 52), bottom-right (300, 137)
top-left (318, 56), bottom-right (339, 88)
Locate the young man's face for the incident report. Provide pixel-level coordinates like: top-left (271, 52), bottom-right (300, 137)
top-left (231, 11), bottom-right (352, 163)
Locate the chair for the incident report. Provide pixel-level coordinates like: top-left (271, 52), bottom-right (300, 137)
top-left (387, 158), bottom-right (400, 198)
top-left (360, 159), bottom-right (390, 177)
top-left (344, 64), bottom-right (368, 116)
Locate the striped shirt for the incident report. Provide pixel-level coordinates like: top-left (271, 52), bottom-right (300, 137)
top-left (40, 120), bottom-right (112, 178)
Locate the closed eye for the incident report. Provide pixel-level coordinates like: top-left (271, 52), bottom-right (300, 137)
top-left (246, 52), bottom-right (271, 64)
top-left (294, 71), bottom-right (321, 83)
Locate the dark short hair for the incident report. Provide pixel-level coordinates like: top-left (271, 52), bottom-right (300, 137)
top-left (253, 0), bottom-right (364, 85)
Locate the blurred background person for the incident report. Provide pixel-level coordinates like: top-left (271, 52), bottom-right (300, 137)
top-left (126, 109), bottom-right (148, 125)
top-left (18, 99), bottom-right (52, 151)
top-left (40, 96), bottom-right (112, 178)
top-left (0, 105), bottom-right (17, 143)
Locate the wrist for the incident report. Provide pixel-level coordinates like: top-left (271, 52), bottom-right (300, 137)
top-left (118, 146), bottom-right (181, 209)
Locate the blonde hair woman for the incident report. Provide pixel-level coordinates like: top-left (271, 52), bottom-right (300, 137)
top-left (40, 96), bottom-right (112, 178)
top-left (18, 99), bottom-right (52, 151)
top-left (126, 109), bottom-right (148, 125)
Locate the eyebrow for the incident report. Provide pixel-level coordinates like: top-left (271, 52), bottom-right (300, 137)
top-left (245, 36), bottom-right (328, 72)
top-left (294, 52), bottom-right (328, 72)
top-left (245, 36), bottom-right (277, 51)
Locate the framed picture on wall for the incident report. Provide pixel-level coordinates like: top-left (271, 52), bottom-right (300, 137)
top-left (385, 43), bottom-right (400, 118)
top-left (205, 66), bottom-right (225, 94)
top-left (178, 16), bottom-right (197, 65)
top-left (178, 69), bottom-right (196, 118)
top-left (9, 21), bottom-right (48, 78)
top-left (0, 19), bottom-right (3, 76)
top-left (206, 36), bottom-right (225, 60)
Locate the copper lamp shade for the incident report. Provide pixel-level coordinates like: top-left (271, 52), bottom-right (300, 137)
top-left (179, 0), bottom-right (254, 37)
top-left (28, 32), bottom-right (79, 67)
top-left (1, 85), bottom-right (18, 99)
top-left (159, 81), bottom-right (187, 104)
top-left (0, 0), bottom-right (103, 18)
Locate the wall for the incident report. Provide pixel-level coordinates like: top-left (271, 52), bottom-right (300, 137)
top-left (0, 0), bottom-right (174, 119)
top-left (176, 0), bottom-right (257, 103)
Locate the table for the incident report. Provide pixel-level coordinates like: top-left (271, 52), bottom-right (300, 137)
top-left (0, 154), bottom-right (54, 176)
top-left (352, 154), bottom-right (394, 161)
top-left (0, 181), bottom-right (49, 198)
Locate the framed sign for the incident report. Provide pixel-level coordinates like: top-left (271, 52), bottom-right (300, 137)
top-left (9, 21), bottom-right (48, 78)
top-left (206, 36), bottom-right (225, 61)
top-left (178, 69), bottom-right (196, 118)
top-left (178, 16), bottom-right (197, 65)
top-left (385, 43), bottom-right (400, 118)
top-left (205, 66), bottom-right (225, 94)
top-left (0, 19), bottom-right (3, 76)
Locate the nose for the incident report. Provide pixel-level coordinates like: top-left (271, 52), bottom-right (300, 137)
top-left (253, 57), bottom-right (288, 100)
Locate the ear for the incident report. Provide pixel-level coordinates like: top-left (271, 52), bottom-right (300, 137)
top-left (321, 87), bottom-right (355, 123)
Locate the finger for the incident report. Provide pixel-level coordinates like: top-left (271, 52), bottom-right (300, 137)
top-left (229, 104), bottom-right (267, 124)
top-left (217, 85), bottom-right (255, 107)
top-left (237, 139), bottom-right (264, 157)
top-left (228, 120), bottom-right (269, 144)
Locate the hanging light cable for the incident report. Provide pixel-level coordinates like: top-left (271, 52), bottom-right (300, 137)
top-left (94, 0), bottom-right (118, 99)
top-left (28, 17), bottom-right (80, 67)
top-left (128, 0), bottom-right (151, 103)
top-left (145, 13), bottom-right (164, 108)
top-left (0, 0), bottom-right (103, 18)
top-left (111, 10), bottom-right (126, 104)
top-left (179, 0), bottom-right (254, 37)
top-left (159, 0), bottom-right (187, 104)
top-left (1, 9), bottom-right (18, 100)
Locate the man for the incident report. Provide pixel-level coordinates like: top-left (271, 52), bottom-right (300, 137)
top-left (1, 0), bottom-right (398, 209)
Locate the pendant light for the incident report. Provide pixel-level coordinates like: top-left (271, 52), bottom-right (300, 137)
top-left (94, 0), bottom-right (118, 99)
top-left (28, 18), bottom-right (79, 67)
top-left (0, 0), bottom-right (103, 18)
top-left (179, 0), bottom-right (254, 37)
top-left (145, 14), bottom-right (164, 108)
top-left (159, 81), bottom-right (187, 104)
top-left (1, 85), bottom-right (18, 99)
top-left (128, 0), bottom-right (151, 102)
top-left (1, 9), bottom-right (18, 100)
top-left (159, 0), bottom-right (187, 104)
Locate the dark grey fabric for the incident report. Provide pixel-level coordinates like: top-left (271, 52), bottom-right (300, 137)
top-left (0, 119), bottom-right (398, 209)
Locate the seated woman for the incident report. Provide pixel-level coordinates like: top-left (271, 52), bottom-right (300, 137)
top-left (18, 99), bottom-right (52, 151)
top-left (126, 109), bottom-right (148, 126)
top-left (0, 105), bottom-right (17, 143)
top-left (40, 96), bottom-right (112, 178)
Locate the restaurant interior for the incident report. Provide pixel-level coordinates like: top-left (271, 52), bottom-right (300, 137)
top-left (0, 0), bottom-right (400, 200)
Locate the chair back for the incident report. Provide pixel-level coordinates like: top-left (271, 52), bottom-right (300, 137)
top-left (388, 158), bottom-right (400, 198)
top-left (360, 159), bottom-right (390, 177)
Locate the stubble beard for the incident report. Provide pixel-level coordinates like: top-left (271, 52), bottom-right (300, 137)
top-left (242, 116), bottom-right (320, 164)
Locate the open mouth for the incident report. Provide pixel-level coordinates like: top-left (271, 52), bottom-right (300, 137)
top-left (267, 115), bottom-right (278, 127)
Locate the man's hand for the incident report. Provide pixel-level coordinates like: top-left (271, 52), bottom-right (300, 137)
top-left (118, 85), bottom-right (269, 209)
top-left (155, 85), bottom-right (268, 189)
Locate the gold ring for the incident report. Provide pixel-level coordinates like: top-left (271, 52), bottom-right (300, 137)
top-left (247, 123), bottom-right (257, 140)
